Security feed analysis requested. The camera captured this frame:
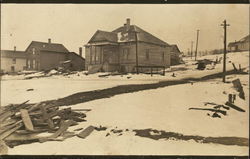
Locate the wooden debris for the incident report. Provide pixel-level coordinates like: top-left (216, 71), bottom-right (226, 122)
top-left (77, 126), bottom-right (95, 139)
top-left (225, 102), bottom-right (245, 112)
top-left (0, 100), bottom-right (88, 148)
top-left (232, 79), bottom-right (245, 100)
top-left (189, 108), bottom-right (227, 115)
top-left (0, 140), bottom-right (8, 155)
top-left (232, 63), bottom-right (238, 72)
top-left (20, 109), bottom-right (34, 131)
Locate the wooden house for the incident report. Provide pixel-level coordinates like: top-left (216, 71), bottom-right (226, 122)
top-left (25, 39), bottom-right (85, 71)
top-left (228, 35), bottom-right (249, 52)
top-left (170, 44), bottom-right (183, 65)
top-left (0, 47), bottom-right (26, 73)
top-left (85, 18), bottom-right (171, 73)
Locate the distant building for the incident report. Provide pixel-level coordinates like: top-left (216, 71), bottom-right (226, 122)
top-left (25, 39), bottom-right (85, 71)
top-left (170, 44), bottom-right (183, 65)
top-left (0, 47), bottom-right (26, 73)
top-left (228, 35), bottom-right (249, 52)
top-left (85, 18), bottom-right (171, 73)
top-left (61, 48), bottom-right (85, 71)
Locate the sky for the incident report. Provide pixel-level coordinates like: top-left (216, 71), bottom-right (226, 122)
top-left (1, 4), bottom-right (249, 57)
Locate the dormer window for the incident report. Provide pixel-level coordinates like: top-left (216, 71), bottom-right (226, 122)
top-left (32, 48), bottom-right (35, 55)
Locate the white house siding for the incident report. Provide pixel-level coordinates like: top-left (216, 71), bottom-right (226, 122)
top-left (0, 57), bottom-right (26, 73)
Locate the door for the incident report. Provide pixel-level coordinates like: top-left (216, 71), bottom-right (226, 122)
top-left (11, 66), bottom-right (15, 72)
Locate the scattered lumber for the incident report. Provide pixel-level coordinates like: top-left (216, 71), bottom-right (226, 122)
top-left (0, 100), bottom-right (88, 148)
top-left (225, 102), bottom-right (245, 112)
top-left (20, 109), bottom-right (34, 131)
top-left (77, 126), bottom-right (95, 139)
top-left (189, 108), bottom-right (227, 116)
top-left (232, 79), bottom-right (245, 100)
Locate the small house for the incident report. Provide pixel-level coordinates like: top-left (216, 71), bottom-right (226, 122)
top-left (170, 44), bottom-right (183, 65)
top-left (228, 35), bottom-right (249, 52)
top-left (0, 47), bottom-right (26, 73)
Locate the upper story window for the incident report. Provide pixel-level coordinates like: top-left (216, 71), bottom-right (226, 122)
top-left (32, 48), bottom-right (35, 55)
top-left (145, 49), bottom-right (150, 60)
top-left (12, 58), bottom-right (16, 64)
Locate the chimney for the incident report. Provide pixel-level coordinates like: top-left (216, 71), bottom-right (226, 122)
top-left (126, 18), bottom-right (130, 31)
top-left (79, 47), bottom-right (82, 57)
top-left (48, 38), bottom-right (51, 44)
top-left (123, 24), bottom-right (127, 33)
top-left (14, 46), bottom-right (16, 52)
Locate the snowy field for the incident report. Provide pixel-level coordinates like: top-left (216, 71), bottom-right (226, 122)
top-left (1, 51), bottom-right (249, 106)
top-left (1, 51), bottom-right (249, 155)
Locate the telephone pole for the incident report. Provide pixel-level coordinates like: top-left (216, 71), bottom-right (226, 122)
top-left (195, 30), bottom-right (200, 61)
top-left (191, 41), bottom-right (194, 59)
top-left (134, 31), bottom-right (139, 74)
top-left (221, 20), bottom-right (230, 83)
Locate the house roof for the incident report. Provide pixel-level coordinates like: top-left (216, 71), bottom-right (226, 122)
top-left (170, 44), bottom-right (181, 53)
top-left (0, 50), bottom-right (26, 58)
top-left (239, 35), bottom-right (249, 42)
top-left (88, 30), bottom-right (118, 43)
top-left (69, 52), bottom-right (85, 60)
top-left (25, 41), bottom-right (69, 53)
top-left (112, 25), bottom-right (169, 46)
top-left (228, 34), bottom-right (249, 47)
top-left (87, 25), bottom-right (169, 46)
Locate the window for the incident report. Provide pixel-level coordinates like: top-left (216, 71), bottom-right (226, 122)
top-left (162, 52), bottom-right (165, 62)
top-left (11, 66), bottom-right (15, 72)
top-left (123, 48), bottom-right (130, 60)
top-left (146, 49), bottom-right (150, 60)
top-left (27, 60), bottom-right (31, 69)
top-left (12, 58), bottom-right (16, 64)
top-left (32, 48), bottom-right (35, 55)
top-left (33, 60), bottom-right (36, 69)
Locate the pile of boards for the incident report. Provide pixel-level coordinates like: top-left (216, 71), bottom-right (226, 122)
top-left (0, 100), bottom-right (88, 148)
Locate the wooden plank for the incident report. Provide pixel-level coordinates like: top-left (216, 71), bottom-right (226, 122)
top-left (0, 123), bottom-right (23, 140)
top-left (225, 102), bottom-right (245, 112)
top-left (20, 109), bottom-right (34, 131)
top-left (77, 126), bottom-right (95, 139)
top-left (39, 120), bottom-right (74, 143)
top-left (39, 105), bottom-right (54, 129)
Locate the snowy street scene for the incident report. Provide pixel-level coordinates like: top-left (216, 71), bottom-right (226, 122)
top-left (0, 4), bottom-right (249, 156)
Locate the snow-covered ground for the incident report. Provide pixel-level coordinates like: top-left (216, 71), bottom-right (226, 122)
top-left (8, 74), bottom-right (249, 155)
top-left (1, 51), bottom-right (249, 106)
top-left (1, 51), bottom-right (249, 155)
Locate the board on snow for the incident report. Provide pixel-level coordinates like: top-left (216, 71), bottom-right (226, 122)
top-left (77, 126), bottom-right (95, 139)
top-left (225, 102), bottom-right (245, 112)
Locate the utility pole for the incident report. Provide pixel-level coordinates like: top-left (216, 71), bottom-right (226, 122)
top-left (195, 30), bottom-right (200, 61)
top-left (191, 41), bottom-right (194, 59)
top-left (221, 20), bottom-right (230, 83)
top-left (134, 31), bottom-right (139, 74)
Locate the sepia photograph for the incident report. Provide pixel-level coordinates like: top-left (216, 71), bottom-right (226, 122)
top-left (0, 3), bottom-right (249, 157)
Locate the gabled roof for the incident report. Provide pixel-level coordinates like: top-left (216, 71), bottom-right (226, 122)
top-left (239, 35), bottom-right (249, 42)
top-left (228, 34), bottom-right (249, 47)
top-left (69, 52), bottom-right (85, 60)
top-left (170, 44), bottom-right (181, 53)
top-left (87, 25), bottom-right (169, 47)
top-left (88, 30), bottom-right (118, 43)
top-left (112, 25), bottom-right (169, 46)
top-left (25, 41), bottom-right (69, 53)
top-left (0, 50), bottom-right (26, 58)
